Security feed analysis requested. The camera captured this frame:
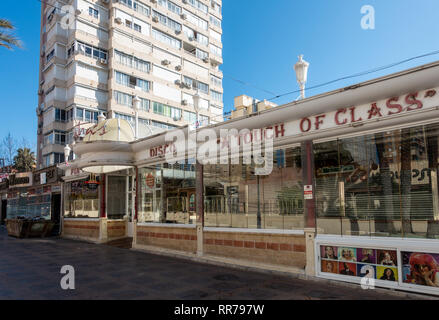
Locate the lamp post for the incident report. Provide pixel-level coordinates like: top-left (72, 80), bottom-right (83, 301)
top-left (133, 95), bottom-right (140, 140)
top-left (294, 54), bottom-right (310, 100)
top-left (193, 90), bottom-right (204, 256)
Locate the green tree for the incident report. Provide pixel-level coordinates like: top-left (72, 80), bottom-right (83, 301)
top-left (0, 19), bottom-right (22, 50)
top-left (13, 148), bottom-right (36, 172)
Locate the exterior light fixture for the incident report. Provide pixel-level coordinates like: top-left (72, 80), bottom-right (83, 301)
top-left (294, 54), bottom-right (310, 100)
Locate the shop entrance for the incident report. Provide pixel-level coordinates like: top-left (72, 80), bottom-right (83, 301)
top-left (1, 200), bottom-right (6, 225)
top-left (51, 194), bottom-right (61, 235)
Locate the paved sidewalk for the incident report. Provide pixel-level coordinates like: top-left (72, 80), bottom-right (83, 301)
top-left (0, 227), bottom-right (434, 300)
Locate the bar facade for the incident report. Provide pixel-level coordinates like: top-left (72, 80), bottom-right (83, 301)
top-left (60, 61), bottom-right (439, 295)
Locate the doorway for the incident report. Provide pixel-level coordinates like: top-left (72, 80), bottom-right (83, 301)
top-left (1, 200), bottom-right (6, 225)
top-left (51, 194), bottom-right (61, 235)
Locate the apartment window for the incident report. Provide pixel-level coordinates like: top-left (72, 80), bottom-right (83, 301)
top-left (133, 1), bottom-right (150, 16)
top-left (46, 49), bottom-right (55, 63)
top-left (43, 132), bottom-right (54, 146)
top-left (115, 50), bottom-right (151, 73)
top-left (151, 120), bottom-right (176, 130)
top-left (183, 110), bottom-right (197, 123)
top-left (120, 0), bottom-right (151, 17)
top-left (158, 0), bottom-right (182, 15)
top-left (209, 14), bottom-right (221, 28)
top-left (210, 44), bottom-right (222, 57)
top-left (76, 108), bottom-right (84, 120)
top-left (186, 0), bottom-right (208, 14)
top-left (140, 98), bottom-right (150, 111)
top-left (54, 153), bottom-right (65, 164)
top-left (196, 48), bottom-right (208, 60)
top-left (152, 28), bottom-right (181, 49)
top-left (184, 76), bottom-right (209, 94)
top-left (55, 109), bottom-right (67, 122)
top-left (211, 90), bottom-right (222, 102)
top-left (76, 41), bottom-right (107, 60)
top-left (153, 102), bottom-right (181, 119)
top-left (115, 71), bottom-right (151, 92)
top-left (211, 75), bottom-right (222, 87)
top-left (133, 23), bottom-right (142, 33)
top-left (115, 112), bottom-right (149, 126)
top-left (113, 91), bottom-right (133, 107)
top-left (85, 110), bottom-right (92, 122)
top-left (55, 131), bottom-right (66, 145)
top-left (152, 10), bottom-right (182, 32)
top-left (182, 9), bottom-right (208, 31)
top-left (196, 81), bottom-right (209, 94)
top-left (88, 7), bottom-right (99, 19)
top-left (211, 1), bottom-right (221, 15)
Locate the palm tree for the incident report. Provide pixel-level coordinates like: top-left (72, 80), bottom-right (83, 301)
top-left (0, 19), bottom-right (22, 50)
top-left (13, 148), bottom-right (36, 172)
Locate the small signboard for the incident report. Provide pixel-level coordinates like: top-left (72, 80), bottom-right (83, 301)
top-left (304, 185), bottom-right (313, 200)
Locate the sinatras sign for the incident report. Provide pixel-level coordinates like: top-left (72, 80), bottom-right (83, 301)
top-left (9, 172), bottom-right (33, 188)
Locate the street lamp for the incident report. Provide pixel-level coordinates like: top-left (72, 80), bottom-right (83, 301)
top-left (294, 54), bottom-right (310, 100)
top-left (193, 90), bottom-right (200, 129)
top-left (133, 95), bottom-right (141, 140)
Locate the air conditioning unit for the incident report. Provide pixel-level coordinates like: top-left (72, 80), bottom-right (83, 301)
top-left (211, 1), bottom-right (215, 8)
top-left (99, 58), bottom-right (108, 64)
top-left (175, 80), bottom-right (182, 86)
top-left (182, 100), bottom-right (188, 106)
top-left (161, 59), bottom-right (171, 66)
top-left (102, 0), bottom-right (110, 4)
top-left (115, 17), bottom-right (122, 24)
top-left (152, 16), bottom-right (159, 23)
top-left (175, 65), bottom-right (182, 71)
top-left (182, 0), bottom-right (188, 3)
top-left (38, 89), bottom-right (44, 95)
top-left (75, 9), bottom-right (82, 16)
top-left (203, 57), bottom-right (209, 63)
top-left (150, 0), bottom-right (157, 3)
top-left (188, 36), bottom-right (194, 42)
top-left (180, 14), bottom-right (187, 20)
top-left (175, 29), bottom-right (181, 35)
top-left (184, 83), bottom-right (191, 89)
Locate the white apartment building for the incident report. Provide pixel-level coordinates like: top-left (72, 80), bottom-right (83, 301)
top-left (37, 0), bottom-right (224, 168)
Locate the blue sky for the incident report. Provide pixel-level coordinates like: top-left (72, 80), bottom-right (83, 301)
top-left (1, 0), bottom-right (439, 151)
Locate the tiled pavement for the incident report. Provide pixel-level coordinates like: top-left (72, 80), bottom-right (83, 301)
top-left (0, 226), bottom-right (434, 300)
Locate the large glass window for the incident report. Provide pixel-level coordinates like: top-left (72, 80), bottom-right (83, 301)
top-left (138, 164), bottom-right (196, 224)
top-left (204, 147), bottom-right (304, 230)
top-left (64, 178), bottom-right (99, 218)
top-left (315, 123), bottom-right (439, 239)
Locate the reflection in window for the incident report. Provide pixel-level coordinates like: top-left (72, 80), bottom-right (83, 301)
top-left (315, 124), bottom-right (439, 239)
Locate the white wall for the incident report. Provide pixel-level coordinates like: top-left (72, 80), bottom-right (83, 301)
top-left (76, 21), bottom-right (109, 41)
top-left (77, 0), bottom-right (109, 20)
top-left (153, 82), bottom-right (181, 103)
top-left (114, 8), bottom-right (150, 37)
top-left (77, 62), bottom-right (108, 83)
top-left (152, 47), bottom-right (181, 66)
top-left (183, 59), bottom-right (208, 78)
top-left (153, 64), bottom-right (180, 83)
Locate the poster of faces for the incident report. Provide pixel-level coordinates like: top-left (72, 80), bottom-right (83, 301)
top-left (401, 251), bottom-right (439, 288)
top-left (320, 245), bottom-right (398, 282)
